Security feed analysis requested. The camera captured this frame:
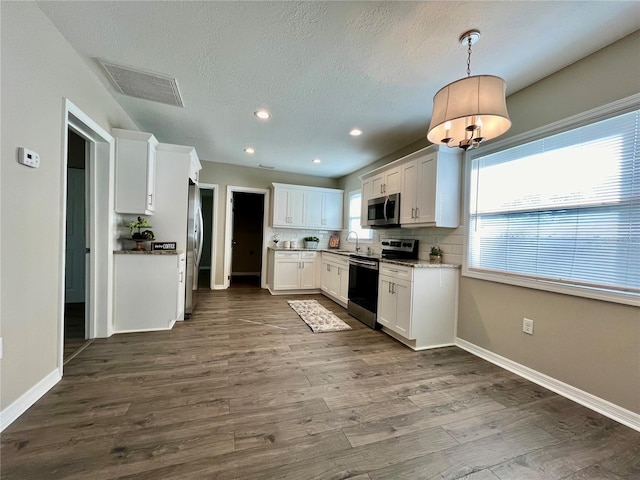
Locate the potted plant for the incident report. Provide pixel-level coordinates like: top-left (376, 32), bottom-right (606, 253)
top-left (304, 236), bottom-right (320, 249)
top-left (430, 245), bottom-right (442, 264)
top-left (128, 216), bottom-right (153, 239)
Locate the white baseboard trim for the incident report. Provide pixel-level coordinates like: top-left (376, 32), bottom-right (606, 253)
top-left (455, 337), bottom-right (640, 432)
top-left (213, 283), bottom-right (226, 290)
top-left (1, 368), bottom-right (61, 432)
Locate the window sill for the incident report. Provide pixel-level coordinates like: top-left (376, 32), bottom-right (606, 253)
top-left (462, 268), bottom-right (640, 307)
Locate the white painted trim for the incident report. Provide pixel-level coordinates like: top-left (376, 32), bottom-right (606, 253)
top-left (455, 337), bottom-right (640, 432)
top-left (1, 369), bottom-right (61, 431)
top-left (60, 100), bottom-right (116, 379)
top-left (113, 325), bottom-right (175, 334)
top-left (223, 186), bottom-right (269, 289)
top-left (462, 94), bottom-right (640, 307)
top-left (213, 283), bottom-right (226, 290)
top-left (198, 183), bottom-right (218, 289)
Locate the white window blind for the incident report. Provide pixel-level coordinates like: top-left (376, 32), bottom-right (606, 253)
top-left (468, 109), bottom-right (639, 298)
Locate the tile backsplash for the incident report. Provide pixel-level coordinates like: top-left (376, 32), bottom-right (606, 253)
top-left (339, 226), bottom-right (464, 265)
top-left (268, 225), bottom-right (464, 265)
top-left (266, 227), bottom-right (340, 249)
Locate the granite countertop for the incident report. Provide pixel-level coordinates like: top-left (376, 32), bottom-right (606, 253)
top-left (268, 247), bottom-right (459, 267)
top-left (114, 250), bottom-right (184, 255)
top-left (381, 258), bottom-right (461, 269)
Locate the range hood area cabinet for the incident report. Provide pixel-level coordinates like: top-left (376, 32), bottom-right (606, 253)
top-left (360, 145), bottom-right (461, 228)
top-left (113, 128), bottom-right (159, 215)
top-left (271, 183), bottom-right (344, 230)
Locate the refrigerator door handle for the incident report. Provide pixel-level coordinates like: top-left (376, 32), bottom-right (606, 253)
top-left (195, 206), bottom-right (204, 266)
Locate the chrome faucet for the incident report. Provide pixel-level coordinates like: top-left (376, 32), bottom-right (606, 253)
top-left (346, 231), bottom-right (359, 252)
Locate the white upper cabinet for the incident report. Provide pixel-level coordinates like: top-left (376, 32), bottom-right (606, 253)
top-left (113, 128), bottom-right (159, 215)
top-left (360, 177), bottom-right (372, 227)
top-left (272, 185), bottom-right (305, 227)
top-left (361, 145), bottom-right (461, 229)
top-left (271, 183), bottom-right (343, 229)
top-left (369, 165), bottom-right (401, 197)
top-left (154, 143), bottom-right (201, 252)
top-left (400, 147), bottom-right (460, 227)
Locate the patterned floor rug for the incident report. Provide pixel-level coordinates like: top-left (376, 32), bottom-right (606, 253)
top-left (287, 300), bottom-right (352, 333)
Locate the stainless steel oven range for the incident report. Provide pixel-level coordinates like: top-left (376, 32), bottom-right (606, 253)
top-left (347, 239), bottom-right (418, 329)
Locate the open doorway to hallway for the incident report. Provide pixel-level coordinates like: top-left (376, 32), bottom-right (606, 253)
top-left (64, 129), bottom-right (89, 363)
top-left (230, 192), bottom-right (264, 288)
top-left (198, 188), bottom-right (214, 289)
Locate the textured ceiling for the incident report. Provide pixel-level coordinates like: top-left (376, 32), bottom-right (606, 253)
top-left (38, 1), bottom-right (640, 178)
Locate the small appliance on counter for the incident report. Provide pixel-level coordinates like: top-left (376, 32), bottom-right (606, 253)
top-left (347, 238), bottom-right (418, 328)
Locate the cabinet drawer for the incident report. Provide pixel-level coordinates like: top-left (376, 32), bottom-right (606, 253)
top-left (322, 252), bottom-right (349, 267)
top-left (275, 251), bottom-right (300, 259)
top-left (380, 263), bottom-right (413, 280)
top-left (301, 251), bottom-right (318, 259)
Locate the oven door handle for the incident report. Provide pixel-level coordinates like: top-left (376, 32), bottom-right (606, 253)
top-left (383, 197), bottom-right (389, 221)
top-left (349, 258), bottom-right (379, 270)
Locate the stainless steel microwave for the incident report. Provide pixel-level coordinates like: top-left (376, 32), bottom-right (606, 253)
top-left (367, 193), bottom-right (400, 227)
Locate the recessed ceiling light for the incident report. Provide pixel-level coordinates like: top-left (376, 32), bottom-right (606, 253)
top-left (244, 147), bottom-right (255, 154)
top-left (312, 158), bottom-right (321, 164)
top-left (254, 110), bottom-right (271, 120)
top-left (349, 128), bottom-right (363, 136)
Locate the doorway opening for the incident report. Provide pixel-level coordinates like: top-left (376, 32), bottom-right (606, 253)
top-left (224, 185), bottom-right (269, 288)
top-left (198, 188), bottom-right (214, 289)
top-left (64, 129), bottom-right (90, 363)
top-left (230, 192), bottom-right (264, 288)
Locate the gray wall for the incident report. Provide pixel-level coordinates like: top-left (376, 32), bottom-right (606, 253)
top-left (1, 2), bottom-right (137, 411)
top-left (338, 30), bottom-right (640, 414)
top-left (198, 161), bottom-right (339, 286)
top-left (458, 30), bottom-right (640, 414)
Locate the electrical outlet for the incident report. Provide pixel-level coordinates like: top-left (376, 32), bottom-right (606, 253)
top-left (523, 318), bottom-right (534, 335)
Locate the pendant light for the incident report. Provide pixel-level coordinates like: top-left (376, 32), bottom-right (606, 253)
top-left (427, 30), bottom-right (511, 151)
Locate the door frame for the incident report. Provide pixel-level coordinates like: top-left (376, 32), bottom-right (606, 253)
top-left (59, 99), bottom-right (114, 374)
top-left (198, 183), bottom-right (219, 290)
top-left (223, 186), bottom-right (269, 289)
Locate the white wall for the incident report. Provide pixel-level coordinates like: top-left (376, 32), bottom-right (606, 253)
top-left (0, 2), bottom-right (137, 411)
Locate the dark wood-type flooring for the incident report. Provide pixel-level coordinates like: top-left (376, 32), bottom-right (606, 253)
top-left (2, 288), bottom-right (639, 479)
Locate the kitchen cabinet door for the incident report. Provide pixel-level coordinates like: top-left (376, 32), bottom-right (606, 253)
top-left (299, 259), bottom-right (317, 289)
top-left (304, 189), bottom-right (324, 228)
top-left (370, 166), bottom-right (401, 197)
top-left (360, 179), bottom-right (372, 227)
top-left (337, 265), bottom-right (349, 305)
top-left (273, 187), bottom-right (305, 227)
top-left (399, 159), bottom-right (418, 224)
top-left (114, 129), bottom-right (159, 215)
top-left (114, 253), bottom-right (184, 332)
top-left (273, 257), bottom-right (300, 290)
top-left (323, 190), bottom-right (344, 229)
top-left (414, 153), bottom-right (438, 224)
top-left (377, 275), bottom-right (396, 328)
top-left (393, 278), bottom-right (412, 337)
top-left (321, 261), bottom-right (332, 293)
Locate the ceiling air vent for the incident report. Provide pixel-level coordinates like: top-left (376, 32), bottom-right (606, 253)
top-left (97, 60), bottom-right (184, 107)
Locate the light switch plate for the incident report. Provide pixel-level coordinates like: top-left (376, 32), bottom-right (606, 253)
top-left (18, 147), bottom-right (40, 168)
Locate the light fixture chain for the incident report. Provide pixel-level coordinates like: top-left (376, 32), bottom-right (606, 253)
top-left (466, 36), bottom-right (472, 77)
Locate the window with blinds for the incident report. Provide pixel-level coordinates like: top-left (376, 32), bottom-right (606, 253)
top-left (466, 108), bottom-right (639, 304)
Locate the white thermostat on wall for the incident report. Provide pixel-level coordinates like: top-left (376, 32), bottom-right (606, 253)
top-left (18, 147), bottom-right (40, 168)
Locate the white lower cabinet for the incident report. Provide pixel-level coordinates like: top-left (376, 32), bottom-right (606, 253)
top-left (114, 252), bottom-right (186, 333)
top-left (377, 263), bottom-right (458, 350)
top-left (269, 250), bottom-right (320, 292)
top-left (320, 252), bottom-right (349, 307)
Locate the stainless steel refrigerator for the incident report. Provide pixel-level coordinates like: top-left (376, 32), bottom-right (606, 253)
top-left (185, 180), bottom-right (203, 317)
